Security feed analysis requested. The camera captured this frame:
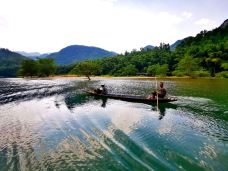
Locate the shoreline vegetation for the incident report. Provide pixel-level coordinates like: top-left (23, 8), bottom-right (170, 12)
top-left (18, 75), bottom-right (227, 80)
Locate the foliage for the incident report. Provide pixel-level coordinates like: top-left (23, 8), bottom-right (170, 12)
top-left (221, 63), bottom-right (228, 70)
top-left (56, 64), bottom-right (75, 75)
top-left (2, 20), bottom-right (227, 78)
top-left (67, 22), bottom-right (227, 78)
top-left (147, 65), bottom-right (157, 76)
top-left (147, 64), bottom-right (168, 76)
top-left (215, 71), bottom-right (228, 78)
top-left (71, 61), bottom-right (101, 80)
top-left (19, 58), bottom-right (56, 77)
top-left (175, 24), bottom-right (228, 77)
top-left (173, 55), bottom-right (201, 76)
top-left (0, 48), bottom-right (29, 77)
top-left (66, 22), bottom-right (227, 78)
top-left (119, 64), bottom-right (138, 76)
top-left (37, 58), bottom-right (56, 77)
top-left (19, 60), bottom-right (39, 76)
top-left (192, 70), bottom-right (210, 77)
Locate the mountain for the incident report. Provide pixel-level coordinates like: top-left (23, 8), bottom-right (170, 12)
top-left (177, 19), bottom-right (228, 49)
top-left (76, 19), bottom-right (228, 78)
top-left (0, 48), bottom-right (29, 77)
top-left (170, 40), bottom-right (183, 51)
top-left (144, 45), bottom-right (155, 51)
top-left (16, 51), bottom-right (50, 59)
top-left (174, 19), bottom-right (228, 76)
top-left (47, 45), bottom-right (117, 65)
top-left (220, 19), bottom-right (228, 29)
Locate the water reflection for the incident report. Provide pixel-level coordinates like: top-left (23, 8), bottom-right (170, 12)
top-left (0, 78), bottom-right (228, 171)
top-left (64, 93), bottom-right (178, 120)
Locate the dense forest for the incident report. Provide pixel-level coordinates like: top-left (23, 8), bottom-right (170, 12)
top-left (69, 19), bottom-right (228, 78)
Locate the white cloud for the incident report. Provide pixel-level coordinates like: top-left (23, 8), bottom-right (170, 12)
top-left (0, 0), bottom-right (191, 53)
top-left (182, 12), bottom-right (193, 19)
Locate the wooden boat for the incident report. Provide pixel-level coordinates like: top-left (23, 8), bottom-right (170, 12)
top-left (85, 90), bottom-right (177, 103)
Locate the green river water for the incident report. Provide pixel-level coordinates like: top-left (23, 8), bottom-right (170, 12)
top-left (0, 78), bottom-right (227, 171)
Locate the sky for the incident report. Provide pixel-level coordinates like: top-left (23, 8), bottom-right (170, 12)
top-left (0, 0), bottom-right (227, 53)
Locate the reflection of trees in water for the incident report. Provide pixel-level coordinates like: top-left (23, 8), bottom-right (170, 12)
top-left (64, 93), bottom-right (93, 110)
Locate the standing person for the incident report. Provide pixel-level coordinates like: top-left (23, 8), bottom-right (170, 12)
top-left (148, 82), bottom-right (166, 99)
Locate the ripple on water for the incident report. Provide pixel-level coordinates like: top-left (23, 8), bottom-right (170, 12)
top-left (0, 78), bottom-right (228, 171)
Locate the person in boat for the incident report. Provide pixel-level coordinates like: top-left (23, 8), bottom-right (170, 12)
top-left (95, 84), bottom-right (108, 94)
top-left (148, 82), bottom-right (166, 99)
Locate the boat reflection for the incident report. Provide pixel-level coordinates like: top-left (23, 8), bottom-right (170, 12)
top-left (151, 103), bottom-right (177, 120)
top-left (64, 94), bottom-right (178, 120)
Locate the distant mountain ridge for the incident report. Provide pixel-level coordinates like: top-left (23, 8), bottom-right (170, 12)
top-left (16, 51), bottom-right (50, 59)
top-left (47, 45), bottom-right (117, 65)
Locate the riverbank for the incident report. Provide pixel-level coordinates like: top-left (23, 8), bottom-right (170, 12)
top-left (15, 75), bottom-right (227, 81)
top-left (47, 75), bottom-right (226, 80)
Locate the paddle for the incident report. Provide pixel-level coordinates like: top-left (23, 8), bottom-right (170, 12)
top-left (155, 76), bottom-right (159, 111)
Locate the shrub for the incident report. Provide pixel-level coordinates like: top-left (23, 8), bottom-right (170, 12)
top-left (215, 71), bottom-right (228, 78)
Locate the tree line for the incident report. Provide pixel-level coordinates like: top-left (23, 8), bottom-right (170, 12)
top-left (70, 25), bottom-right (228, 78)
top-left (19, 23), bottom-right (228, 78)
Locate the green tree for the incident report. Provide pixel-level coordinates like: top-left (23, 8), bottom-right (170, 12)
top-left (71, 61), bottom-right (100, 80)
top-left (173, 55), bottom-right (200, 76)
top-left (19, 59), bottom-right (39, 77)
top-left (121, 64), bottom-right (138, 76)
top-left (37, 58), bottom-right (56, 77)
top-left (147, 64), bottom-right (168, 76)
top-left (147, 64), bottom-right (158, 76)
top-left (221, 62), bottom-right (228, 70)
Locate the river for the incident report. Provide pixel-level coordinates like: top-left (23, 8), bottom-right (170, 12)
top-left (0, 78), bottom-right (227, 171)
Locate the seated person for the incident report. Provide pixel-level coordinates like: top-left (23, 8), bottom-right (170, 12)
top-left (148, 82), bottom-right (166, 99)
top-left (95, 84), bottom-right (108, 94)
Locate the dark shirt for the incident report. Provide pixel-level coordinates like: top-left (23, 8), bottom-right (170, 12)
top-left (158, 88), bottom-right (166, 98)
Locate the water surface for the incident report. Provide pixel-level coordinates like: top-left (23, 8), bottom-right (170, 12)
top-left (0, 78), bottom-right (227, 171)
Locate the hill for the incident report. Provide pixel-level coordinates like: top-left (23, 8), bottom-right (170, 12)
top-left (174, 19), bottom-right (228, 76)
top-left (170, 40), bottom-right (183, 51)
top-left (0, 48), bottom-right (29, 77)
top-left (144, 45), bottom-right (155, 50)
top-left (71, 19), bottom-right (228, 78)
top-left (47, 45), bottom-right (117, 65)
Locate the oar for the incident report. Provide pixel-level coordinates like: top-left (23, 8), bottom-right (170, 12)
top-left (155, 76), bottom-right (159, 111)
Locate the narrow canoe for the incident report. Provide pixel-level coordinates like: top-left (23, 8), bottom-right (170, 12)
top-left (85, 90), bottom-right (177, 103)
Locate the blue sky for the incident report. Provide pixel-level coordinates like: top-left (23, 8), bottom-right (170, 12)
top-left (0, 0), bottom-right (227, 53)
